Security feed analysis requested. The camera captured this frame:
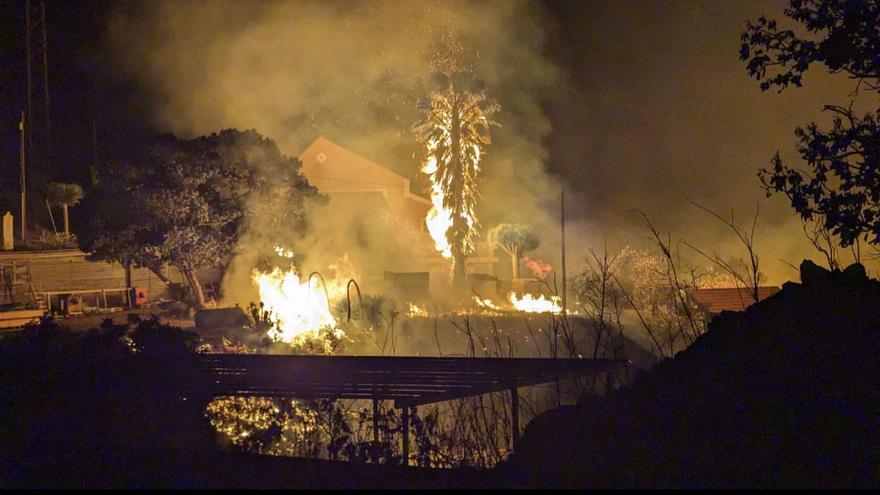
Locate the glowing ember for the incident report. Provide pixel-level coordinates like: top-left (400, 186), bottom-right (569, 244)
top-left (508, 293), bottom-right (562, 314)
top-left (407, 302), bottom-right (428, 317)
top-left (251, 266), bottom-right (342, 344)
top-left (473, 296), bottom-right (502, 311)
top-left (274, 245), bottom-right (295, 258)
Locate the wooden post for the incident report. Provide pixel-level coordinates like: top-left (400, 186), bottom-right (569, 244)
top-left (401, 406), bottom-right (410, 466)
top-left (19, 111), bottom-right (27, 243)
top-left (3, 212), bottom-right (14, 251)
top-left (372, 398), bottom-right (380, 464)
top-left (561, 189), bottom-right (567, 316)
top-left (510, 385), bottom-right (520, 452)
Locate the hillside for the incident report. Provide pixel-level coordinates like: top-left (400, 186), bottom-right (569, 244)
top-left (501, 260), bottom-right (879, 488)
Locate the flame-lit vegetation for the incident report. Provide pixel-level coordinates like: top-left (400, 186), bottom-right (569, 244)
top-left (472, 296), bottom-right (502, 312)
top-left (201, 312), bottom-right (615, 469)
top-left (204, 279), bottom-right (628, 469)
top-left (251, 266), bottom-right (343, 346)
top-left (414, 35), bottom-right (500, 287)
top-left (407, 303), bottom-right (427, 317)
top-left (249, 250), bottom-right (361, 348)
top-left (206, 397), bottom-right (341, 458)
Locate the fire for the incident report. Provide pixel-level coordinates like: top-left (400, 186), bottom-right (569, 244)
top-left (407, 302), bottom-right (427, 317)
top-left (251, 266), bottom-right (342, 344)
top-left (418, 90), bottom-right (485, 260)
top-left (321, 254), bottom-right (360, 301)
top-left (508, 293), bottom-right (562, 314)
top-left (422, 139), bottom-right (454, 258)
top-left (473, 296), bottom-right (502, 311)
top-left (274, 245), bottom-right (295, 258)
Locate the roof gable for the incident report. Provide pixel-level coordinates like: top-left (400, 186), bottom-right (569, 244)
top-left (299, 136), bottom-right (407, 190)
top-left (690, 286), bottom-right (781, 314)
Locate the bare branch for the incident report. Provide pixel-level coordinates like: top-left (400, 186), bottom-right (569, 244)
top-left (686, 199), bottom-right (761, 303)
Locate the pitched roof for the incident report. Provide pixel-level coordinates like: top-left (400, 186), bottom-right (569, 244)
top-left (690, 286), bottom-right (781, 314)
top-left (298, 136), bottom-right (429, 205)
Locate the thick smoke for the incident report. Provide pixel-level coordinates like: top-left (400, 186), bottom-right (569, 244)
top-left (103, 0), bottom-right (565, 302)
top-left (103, 0), bottom-right (878, 297)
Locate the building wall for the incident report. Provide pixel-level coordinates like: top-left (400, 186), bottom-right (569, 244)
top-left (0, 249), bottom-right (191, 305)
top-left (299, 136), bottom-right (431, 230)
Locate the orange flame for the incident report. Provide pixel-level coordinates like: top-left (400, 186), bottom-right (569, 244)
top-left (508, 292), bottom-right (562, 314)
top-left (422, 138), bottom-right (454, 258)
top-left (251, 265), bottom-right (343, 344)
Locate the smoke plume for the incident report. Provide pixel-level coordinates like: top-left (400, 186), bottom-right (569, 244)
top-left (103, 0), bottom-right (879, 294)
top-left (103, 0), bottom-right (565, 303)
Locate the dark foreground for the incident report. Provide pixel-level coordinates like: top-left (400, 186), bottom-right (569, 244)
top-left (10, 450), bottom-right (499, 490)
top-left (2, 260), bottom-right (878, 488)
top-left (504, 261), bottom-right (879, 488)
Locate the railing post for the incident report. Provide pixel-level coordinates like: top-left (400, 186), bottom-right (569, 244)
top-left (401, 406), bottom-right (410, 466)
top-left (510, 385), bottom-right (520, 453)
top-left (372, 398), bottom-right (380, 463)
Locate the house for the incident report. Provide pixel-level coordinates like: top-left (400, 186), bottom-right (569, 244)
top-left (690, 286), bottom-right (781, 321)
top-left (299, 136), bottom-right (431, 229)
top-left (298, 137), bottom-right (498, 295)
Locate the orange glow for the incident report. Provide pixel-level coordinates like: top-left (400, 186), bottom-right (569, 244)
top-left (251, 265), bottom-right (343, 344)
top-left (508, 292), bottom-right (562, 314)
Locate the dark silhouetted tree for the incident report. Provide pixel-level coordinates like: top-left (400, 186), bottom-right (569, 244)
top-left (741, 0), bottom-right (880, 246)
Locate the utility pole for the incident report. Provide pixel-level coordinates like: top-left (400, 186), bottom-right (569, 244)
top-left (19, 112), bottom-right (27, 242)
top-left (26, 0), bottom-right (52, 178)
top-left (90, 118), bottom-right (99, 185)
top-left (92, 118), bottom-right (98, 165)
top-left (560, 189), bottom-right (567, 316)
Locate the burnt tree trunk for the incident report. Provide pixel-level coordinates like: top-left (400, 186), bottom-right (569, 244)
top-left (147, 264), bottom-right (171, 285)
top-left (452, 247), bottom-right (467, 290)
top-left (450, 95), bottom-right (466, 290)
top-left (182, 267), bottom-right (206, 309)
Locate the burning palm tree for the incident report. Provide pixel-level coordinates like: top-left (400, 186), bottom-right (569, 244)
top-left (414, 35), bottom-right (499, 289)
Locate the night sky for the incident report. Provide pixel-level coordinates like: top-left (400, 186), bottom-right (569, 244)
top-left (0, 0), bottom-right (867, 281)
